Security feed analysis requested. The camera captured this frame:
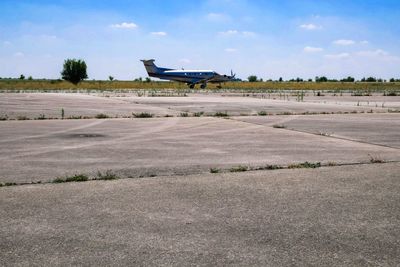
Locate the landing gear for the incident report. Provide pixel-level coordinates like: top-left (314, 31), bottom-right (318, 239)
top-left (200, 83), bottom-right (207, 89)
top-left (216, 83), bottom-right (222, 89)
top-left (188, 83), bottom-right (195, 89)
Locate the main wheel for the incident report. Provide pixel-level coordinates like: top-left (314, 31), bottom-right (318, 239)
top-left (200, 84), bottom-right (207, 89)
top-left (189, 84), bottom-right (195, 89)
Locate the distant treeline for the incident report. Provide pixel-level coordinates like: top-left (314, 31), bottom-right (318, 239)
top-left (247, 75), bottom-right (400, 83)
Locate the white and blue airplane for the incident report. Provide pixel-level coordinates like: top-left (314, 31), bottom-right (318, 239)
top-left (141, 59), bottom-right (236, 88)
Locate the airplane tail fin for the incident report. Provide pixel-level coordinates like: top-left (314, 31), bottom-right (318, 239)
top-left (140, 59), bottom-right (159, 75)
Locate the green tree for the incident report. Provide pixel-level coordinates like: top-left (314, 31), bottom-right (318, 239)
top-left (248, 75), bottom-right (258, 82)
top-left (61, 59), bottom-right (88, 85)
top-left (390, 78), bottom-right (395, 82)
top-left (109, 76), bottom-right (114, 81)
top-left (278, 77), bottom-right (283, 82)
top-left (19, 74), bottom-right (25, 80)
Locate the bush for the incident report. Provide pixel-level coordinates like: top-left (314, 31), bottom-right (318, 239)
top-left (258, 111), bottom-right (267, 116)
top-left (132, 112), bottom-right (153, 118)
top-left (95, 170), bottom-right (119, 180)
top-left (214, 111), bottom-right (228, 117)
top-left (229, 165), bottom-right (249, 172)
top-left (95, 113), bottom-right (109, 119)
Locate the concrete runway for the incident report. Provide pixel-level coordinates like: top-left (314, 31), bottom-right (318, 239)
top-left (1, 163), bottom-right (399, 266)
top-left (1, 114), bottom-right (399, 183)
top-left (1, 92), bottom-right (400, 266)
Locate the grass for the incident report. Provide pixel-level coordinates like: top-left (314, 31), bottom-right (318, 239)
top-left (17, 115), bottom-right (29, 120)
top-left (229, 165), bottom-right (249, 172)
top-left (180, 112), bottom-right (189, 117)
top-left (95, 113), bottom-right (109, 119)
top-left (368, 154), bottom-right (385, 163)
top-left (132, 112), bottom-right (154, 118)
top-left (255, 165), bottom-right (283, 170)
top-left (2, 79), bottom-right (400, 91)
top-left (288, 161), bottom-right (322, 169)
top-left (214, 111), bottom-right (229, 117)
top-left (272, 124), bottom-right (286, 129)
top-left (257, 110), bottom-right (268, 116)
top-left (52, 174), bottom-right (89, 183)
top-left (95, 170), bottom-right (119, 180)
top-left (193, 112), bottom-right (204, 117)
top-left (210, 168), bottom-right (220, 173)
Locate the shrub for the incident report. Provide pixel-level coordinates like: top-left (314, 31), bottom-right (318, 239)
top-left (95, 170), bottom-right (119, 180)
top-left (132, 112), bottom-right (153, 118)
top-left (210, 168), bottom-right (220, 173)
top-left (272, 124), bottom-right (286, 129)
top-left (229, 165), bottom-right (249, 172)
top-left (193, 112), bottom-right (204, 117)
top-left (180, 112), bottom-right (189, 117)
top-left (288, 162), bottom-right (321, 169)
top-left (95, 113), bottom-right (109, 119)
top-left (214, 111), bottom-right (228, 117)
top-left (258, 111), bottom-right (267, 116)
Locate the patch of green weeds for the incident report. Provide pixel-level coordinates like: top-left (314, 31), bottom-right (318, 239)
top-left (210, 168), bottom-right (220, 173)
top-left (4, 182), bottom-right (17, 186)
top-left (0, 115), bottom-right (8, 121)
top-left (256, 165), bottom-right (283, 170)
top-left (272, 124), bottom-right (286, 129)
top-left (53, 174), bottom-right (89, 183)
top-left (95, 170), bottom-right (119, 180)
top-left (214, 111), bottom-right (229, 117)
top-left (368, 154), bottom-right (385, 163)
top-left (95, 113), bottom-right (109, 119)
top-left (229, 165), bottom-right (249, 172)
top-left (288, 161), bottom-right (321, 169)
top-left (258, 111), bottom-right (268, 116)
top-left (193, 112), bottom-right (204, 117)
top-left (17, 115), bottom-right (29, 120)
top-left (180, 112), bottom-right (189, 117)
top-left (132, 112), bottom-right (154, 118)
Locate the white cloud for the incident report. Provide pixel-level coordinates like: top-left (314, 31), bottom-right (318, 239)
top-left (219, 30), bottom-right (256, 37)
top-left (325, 53), bottom-right (350, 59)
top-left (14, 52), bottom-right (24, 57)
top-left (3, 41), bottom-right (12, 46)
top-left (110, 22), bottom-right (138, 29)
top-left (333, 39), bottom-right (355, 46)
top-left (225, 48), bottom-right (237, 53)
top-left (357, 49), bottom-right (389, 57)
top-left (360, 40), bottom-right (369, 45)
top-left (299, 24), bottom-right (322, 30)
top-left (242, 31), bottom-right (256, 37)
top-left (151, 31), bottom-right (167, 36)
top-left (304, 46), bottom-right (324, 53)
top-left (179, 58), bottom-right (191, 64)
top-left (219, 30), bottom-right (238, 35)
top-left (206, 13), bottom-right (230, 22)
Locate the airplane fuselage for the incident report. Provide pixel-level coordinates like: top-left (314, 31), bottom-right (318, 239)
top-left (141, 59), bottom-right (235, 88)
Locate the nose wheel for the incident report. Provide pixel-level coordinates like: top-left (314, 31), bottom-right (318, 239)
top-left (200, 83), bottom-right (207, 89)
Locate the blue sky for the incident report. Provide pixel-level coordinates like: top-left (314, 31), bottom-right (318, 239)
top-left (1, 0), bottom-right (399, 80)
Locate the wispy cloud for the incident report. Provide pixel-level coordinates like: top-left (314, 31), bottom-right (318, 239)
top-left (179, 58), bottom-right (191, 64)
top-left (151, 31), bottom-right (167, 36)
top-left (206, 13), bottom-right (230, 22)
top-left (225, 48), bottom-right (237, 53)
top-left (360, 40), bottom-right (369, 45)
top-left (357, 49), bottom-right (389, 57)
top-left (3, 41), bottom-right (12, 46)
top-left (14, 52), bottom-right (24, 57)
top-left (304, 46), bottom-right (324, 53)
top-left (299, 23), bottom-right (322, 30)
top-left (110, 22), bottom-right (138, 29)
top-left (219, 30), bottom-right (256, 37)
top-left (333, 39), bottom-right (355, 46)
top-left (325, 53), bottom-right (350, 59)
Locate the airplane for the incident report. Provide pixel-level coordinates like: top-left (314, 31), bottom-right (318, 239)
top-left (140, 59), bottom-right (236, 88)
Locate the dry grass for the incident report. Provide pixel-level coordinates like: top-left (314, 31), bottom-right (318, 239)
top-left (1, 79), bottom-right (400, 91)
